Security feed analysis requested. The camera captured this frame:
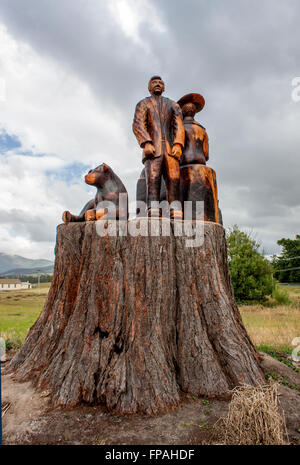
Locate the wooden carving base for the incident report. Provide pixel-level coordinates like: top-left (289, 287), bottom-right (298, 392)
top-left (180, 164), bottom-right (220, 222)
top-left (6, 221), bottom-right (264, 415)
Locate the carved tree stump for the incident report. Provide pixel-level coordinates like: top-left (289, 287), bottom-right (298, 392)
top-left (6, 220), bottom-right (264, 415)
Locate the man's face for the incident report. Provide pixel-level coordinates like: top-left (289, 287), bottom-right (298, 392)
top-left (149, 78), bottom-right (165, 95)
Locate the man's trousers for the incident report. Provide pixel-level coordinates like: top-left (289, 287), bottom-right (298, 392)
top-left (144, 153), bottom-right (182, 215)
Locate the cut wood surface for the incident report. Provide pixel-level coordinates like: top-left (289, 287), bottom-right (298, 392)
top-left (6, 220), bottom-right (264, 415)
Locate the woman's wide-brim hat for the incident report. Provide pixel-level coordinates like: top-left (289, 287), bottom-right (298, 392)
top-left (177, 93), bottom-right (205, 113)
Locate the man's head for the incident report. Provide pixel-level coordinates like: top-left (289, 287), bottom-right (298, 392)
top-left (148, 76), bottom-right (165, 95)
top-left (182, 102), bottom-right (197, 118)
top-left (177, 93), bottom-right (205, 117)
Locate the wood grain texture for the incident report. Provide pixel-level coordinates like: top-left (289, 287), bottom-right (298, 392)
top-left (180, 164), bottom-right (220, 222)
top-left (6, 221), bottom-right (264, 415)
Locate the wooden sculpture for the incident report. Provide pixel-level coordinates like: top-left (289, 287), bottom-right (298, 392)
top-left (62, 163), bottom-right (128, 222)
top-left (178, 93), bottom-right (219, 222)
top-left (136, 168), bottom-right (167, 217)
top-left (132, 76), bottom-right (185, 219)
top-left (6, 79), bottom-right (264, 417)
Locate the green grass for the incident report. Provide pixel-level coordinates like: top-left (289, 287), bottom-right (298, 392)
top-left (239, 284), bottom-right (300, 352)
top-left (258, 344), bottom-right (300, 373)
top-left (265, 371), bottom-right (300, 391)
top-left (257, 343), bottom-right (293, 355)
top-left (0, 284), bottom-right (50, 350)
top-left (271, 286), bottom-right (292, 306)
top-left (240, 304), bottom-right (300, 352)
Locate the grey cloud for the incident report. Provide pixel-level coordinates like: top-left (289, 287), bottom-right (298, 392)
top-left (0, 0), bottom-right (299, 254)
top-left (0, 209), bottom-right (55, 242)
top-left (0, 0), bottom-right (159, 110)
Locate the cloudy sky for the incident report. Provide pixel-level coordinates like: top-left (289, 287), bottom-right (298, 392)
top-left (0, 0), bottom-right (299, 260)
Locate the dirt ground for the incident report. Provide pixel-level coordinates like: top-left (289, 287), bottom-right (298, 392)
top-left (2, 354), bottom-right (300, 445)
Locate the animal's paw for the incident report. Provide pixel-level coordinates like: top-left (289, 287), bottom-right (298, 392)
top-left (85, 209), bottom-right (96, 221)
top-left (62, 211), bottom-right (72, 223)
top-left (95, 208), bottom-right (108, 220)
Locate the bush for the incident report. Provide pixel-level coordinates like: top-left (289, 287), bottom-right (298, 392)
top-left (226, 225), bottom-right (273, 303)
top-left (1, 334), bottom-right (23, 352)
top-left (272, 286), bottom-right (292, 306)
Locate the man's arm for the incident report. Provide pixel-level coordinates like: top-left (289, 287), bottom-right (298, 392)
top-left (203, 131), bottom-right (209, 161)
top-left (171, 102), bottom-right (185, 159)
top-left (132, 100), bottom-right (152, 148)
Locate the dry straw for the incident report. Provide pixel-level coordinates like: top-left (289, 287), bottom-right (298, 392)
top-left (214, 383), bottom-right (288, 445)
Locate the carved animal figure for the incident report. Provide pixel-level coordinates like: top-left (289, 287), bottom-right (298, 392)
top-left (62, 163), bottom-right (128, 222)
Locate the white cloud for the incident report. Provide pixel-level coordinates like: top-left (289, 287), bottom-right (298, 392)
top-left (108, 0), bottom-right (165, 44)
top-left (0, 22), bottom-right (141, 259)
top-left (0, 150), bottom-right (93, 259)
top-left (0, 24), bottom-right (131, 166)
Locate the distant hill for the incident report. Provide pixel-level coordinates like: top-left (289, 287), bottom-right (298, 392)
top-left (0, 253), bottom-right (54, 276)
top-left (2, 265), bottom-right (54, 276)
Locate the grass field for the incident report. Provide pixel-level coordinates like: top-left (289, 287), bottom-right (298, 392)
top-left (240, 305), bottom-right (299, 352)
top-left (0, 283), bottom-right (299, 354)
top-left (240, 285), bottom-right (300, 352)
top-left (0, 283), bottom-right (50, 350)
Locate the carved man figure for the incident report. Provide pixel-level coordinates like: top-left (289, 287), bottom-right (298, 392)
top-left (132, 76), bottom-right (185, 218)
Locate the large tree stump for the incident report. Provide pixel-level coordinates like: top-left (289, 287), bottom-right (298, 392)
top-left (6, 220), bottom-right (264, 415)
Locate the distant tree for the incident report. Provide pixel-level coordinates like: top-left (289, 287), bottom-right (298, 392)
top-left (272, 235), bottom-right (300, 283)
top-left (226, 225), bottom-right (273, 303)
top-left (0, 273), bottom-right (53, 283)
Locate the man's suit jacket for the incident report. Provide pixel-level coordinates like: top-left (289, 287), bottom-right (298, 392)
top-left (132, 95), bottom-right (185, 162)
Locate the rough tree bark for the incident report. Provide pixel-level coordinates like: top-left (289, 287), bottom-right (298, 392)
top-left (6, 220), bottom-right (265, 415)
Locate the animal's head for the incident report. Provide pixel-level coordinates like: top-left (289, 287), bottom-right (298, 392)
top-left (85, 163), bottom-right (111, 187)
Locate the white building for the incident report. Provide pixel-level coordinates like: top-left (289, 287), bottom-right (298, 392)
top-left (0, 278), bottom-right (32, 290)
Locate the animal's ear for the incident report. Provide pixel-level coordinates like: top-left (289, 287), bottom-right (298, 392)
top-left (102, 163), bottom-right (109, 172)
